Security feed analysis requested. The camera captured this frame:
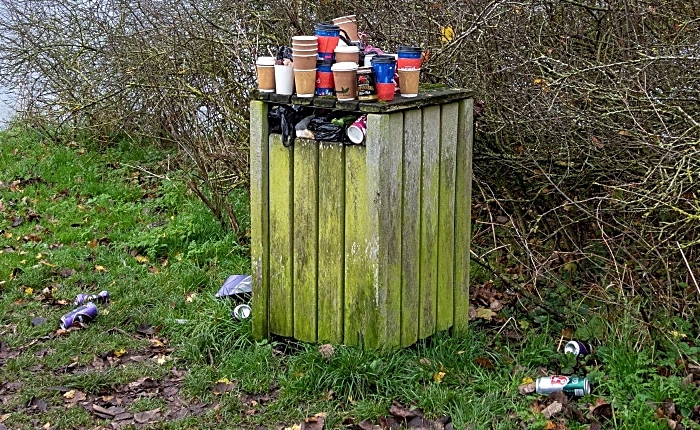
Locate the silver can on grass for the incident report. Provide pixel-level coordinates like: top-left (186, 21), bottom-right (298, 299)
top-left (536, 375), bottom-right (590, 397)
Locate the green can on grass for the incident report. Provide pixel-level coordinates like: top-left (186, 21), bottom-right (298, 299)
top-left (536, 375), bottom-right (590, 397)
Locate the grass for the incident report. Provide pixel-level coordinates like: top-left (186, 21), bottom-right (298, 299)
top-left (1, 128), bottom-right (699, 429)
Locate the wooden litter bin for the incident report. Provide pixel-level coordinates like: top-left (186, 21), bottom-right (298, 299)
top-left (250, 89), bottom-right (473, 349)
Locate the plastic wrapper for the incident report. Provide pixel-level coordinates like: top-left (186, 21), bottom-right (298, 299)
top-left (268, 105), bottom-right (313, 147)
top-left (309, 116), bottom-right (344, 142)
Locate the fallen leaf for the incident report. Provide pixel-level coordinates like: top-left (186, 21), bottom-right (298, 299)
top-left (544, 421), bottom-right (557, 430)
top-left (542, 401), bottom-right (563, 418)
top-left (24, 287), bottom-right (33, 296)
top-left (90, 404), bottom-right (114, 419)
top-left (301, 412), bottom-right (326, 430)
top-left (28, 397), bottom-right (48, 412)
top-left (113, 349), bottom-right (126, 358)
top-left (476, 308), bottom-right (496, 321)
top-left (433, 371), bottom-right (446, 383)
top-left (185, 292), bottom-right (196, 303)
top-left (474, 357), bottom-right (494, 370)
top-left (212, 378), bottom-right (237, 395)
top-left (681, 373), bottom-right (694, 388)
top-left (135, 255), bottom-right (149, 263)
top-left (63, 390), bottom-right (76, 400)
top-left (0, 414), bottom-right (10, 423)
top-left (133, 409), bottom-right (160, 424)
top-left (12, 217), bottom-right (23, 227)
top-left (389, 402), bottom-right (421, 419)
top-left (591, 398), bottom-right (613, 421)
top-left (318, 344), bottom-right (335, 360)
top-left (518, 382), bottom-right (536, 395)
top-left (94, 265), bottom-right (107, 272)
top-left (59, 268), bottom-right (75, 278)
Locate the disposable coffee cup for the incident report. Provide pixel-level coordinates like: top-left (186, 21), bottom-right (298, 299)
top-left (334, 45), bottom-right (360, 64)
top-left (347, 115), bottom-right (367, 144)
top-left (293, 54), bottom-right (318, 70)
top-left (331, 62), bottom-right (358, 100)
top-left (275, 64), bottom-right (295, 95)
top-left (294, 69), bottom-right (317, 97)
top-left (256, 57), bottom-right (276, 92)
top-left (292, 35), bottom-right (318, 44)
top-left (398, 68), bottom-right (420, 97)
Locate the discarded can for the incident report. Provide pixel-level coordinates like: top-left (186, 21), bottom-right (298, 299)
top-left (536, 375), bottom-right (590, 397)
top-left (232, 304), bottom-right (252, 320)
top-left (74, 290), bottom-right (110, 306)
top-left (564, 340), bottom-right (593, 356)
top-left (60, 302), bottom-right (98, 329)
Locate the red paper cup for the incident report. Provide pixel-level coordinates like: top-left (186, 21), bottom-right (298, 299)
top-left (376, 82), bottom-right (395, 101)
top-left (397, 57), bottom-right (422, 69)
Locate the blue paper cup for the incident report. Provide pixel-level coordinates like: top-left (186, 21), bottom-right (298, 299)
top-left (370, 56), bottom-right (396, 84)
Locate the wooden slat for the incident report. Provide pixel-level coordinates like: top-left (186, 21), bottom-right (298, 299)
top-left (293, 138), bottom-right (319, 342)
top-left (437, 103), bottom-right (459, 331)
top-left (268, 133), bottom-right (294, 337)
top-left (317, 141), bottom-right (345, 343)
top-left (344, 144), bottom-right (378, 347)
top-left (249, 101), bottom-right (269, 340)
top-left (419, 105), bottom-right (441, 339)
top-left (371, 112), bottom-right (403, 350)
top-left (401, 108), bottom-right (422, 347)
top-left (454, 99), bottom-right (474, 333)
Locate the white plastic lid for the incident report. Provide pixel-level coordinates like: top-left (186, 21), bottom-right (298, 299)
top-left (292, 36), bottom-right (318, 42)
top-left (331, 62), bottom-right (359, 71)
top-left (256, 56), bottom-right (276, 66)
top-left (335, 45), bottom-right (360, 53)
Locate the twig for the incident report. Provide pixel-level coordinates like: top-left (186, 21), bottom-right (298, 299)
top-left (120, 162), bottom-right (169, 180)
top-left (677, 242), bottom-right (700, 295)
top-left (469, 250), bottom-right (567, 322)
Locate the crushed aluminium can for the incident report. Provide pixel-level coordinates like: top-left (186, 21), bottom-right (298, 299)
top-left (536, 375), bottom-right (590, 397)
top-left (74, 290), bottom-right (110, 306)
top-left (60, 302), bottom-right (98, 329)
top-left (564, 340), bottom-right (593, 356)
top-left (232, 304), bottom-right (252, 320)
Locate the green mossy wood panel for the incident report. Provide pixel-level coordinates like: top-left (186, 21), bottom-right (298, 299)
top-left (454, 99), bottom-right (474, 332)
top-left (419, 105), bottom-right (441, 339)
top-left (367, 113), bottom-right (403, 350)
top-left (250, 101), bottom-right (269, 339)
top-left (401, 108), bottom-right (422, 347)
top-left (317, 141), bottom-right (345, 343)
top-left (268, 134), bottom-right (294, 337)
top-left (437, 103), bottom-right (458, 331)
top-left (293, 138), bottom-right (319, 342)
top-left (344, 144), bottom-right (378, 347)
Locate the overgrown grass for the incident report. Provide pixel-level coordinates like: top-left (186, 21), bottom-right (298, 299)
top-left (1, 128), bottom-right (698, 429)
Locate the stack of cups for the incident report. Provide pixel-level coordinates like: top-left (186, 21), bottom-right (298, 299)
top-left (370, 55), bottom-right (396, 101)
top-left (397, 46), bottom-right (422, 98)
top-left (332, 15), bottom-right (359, 44)
top-left (316, 59), bottom-right (335, 96)
top-left (331, 62), bottom-right (359, 101)
top-left (397, 46), bottom-right (423, 69)
top-left (315, 23), bottom-right (344, 61)
top-left (292, 36), bottom-right (318, 98)
top-left (256, 57), bottom-right (276, 93)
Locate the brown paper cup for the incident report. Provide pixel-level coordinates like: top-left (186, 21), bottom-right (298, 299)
top-left (335, 46), bottom-right (360, 65)
top-left (398, 68), bottom-right (420, 97)
top-left (293, 55), bottom-right (318, 70)
top-left (294, 69), bottom-right (317, 97)
top-left (332, 64), bottom-right (358, 100)
top-left (256, 65), bottom-right (275, 92)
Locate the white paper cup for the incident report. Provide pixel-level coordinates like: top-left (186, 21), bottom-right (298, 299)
top-left (274, 64), bottom-right (295, 95)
